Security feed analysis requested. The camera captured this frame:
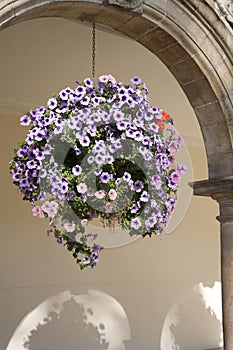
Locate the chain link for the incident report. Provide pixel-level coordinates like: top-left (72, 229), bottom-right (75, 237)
top-left (92, 22), bottom-right (96, 84)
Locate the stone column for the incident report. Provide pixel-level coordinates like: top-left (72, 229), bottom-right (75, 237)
top-left (190, 178), bottom-right (233, 350)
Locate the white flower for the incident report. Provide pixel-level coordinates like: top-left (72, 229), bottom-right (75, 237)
top-left (77, 183), bottom-right (87, 194)
top-left (81, 219), bottom-right (88, 226)
top-left (95, 190), bottom-right (105, 199)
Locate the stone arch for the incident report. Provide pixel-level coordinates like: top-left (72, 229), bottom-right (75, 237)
top-left (0, 0), bottom-right (232, 179)
top-left (1, 0), bottom-right (233, 348)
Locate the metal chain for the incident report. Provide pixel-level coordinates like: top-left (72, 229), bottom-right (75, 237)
top-left (92, 22), bottom-right (96, 84)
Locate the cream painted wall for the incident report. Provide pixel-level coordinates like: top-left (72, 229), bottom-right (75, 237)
top-left (0, 18), bottom-right (221, 350)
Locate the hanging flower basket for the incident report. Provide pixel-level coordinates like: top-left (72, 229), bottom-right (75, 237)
top-left (10, 75), bottom-right (186, 269)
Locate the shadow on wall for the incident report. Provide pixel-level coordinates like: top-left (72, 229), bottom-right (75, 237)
top-left (5, 283), bottom-right (222, 350)
top-left (23, 299), bottom-right (109, 350)
top-left (160, 282), bottom-right (223, 350)
top-left (6, 290), bottom-right (131, 350)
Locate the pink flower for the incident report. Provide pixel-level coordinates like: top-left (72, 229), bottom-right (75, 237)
top-left (76, 182), bottom-right (87, 194)
top-left (63, 222), bottom-right (75, 232)
top-left (95, 190), bottom-right (105, 199)
top-left (108, 74), bottom-right (116, 84)
top-left (41, 201), bottom-right (58, 218)
top-left (168, 140), bottom-right (179, 153)
top-left (108, 189), bottom-right (117, 201)
top-left (170, 171), bottom-right (181, 184)
top-left (105, 203), bottom-right (113, 213)
top-left (32, 205), bottom-right (44, 218)
top-left (177, 135), bottom-right (183, 146)
top-left (98, 75), bottom-right (109, 83)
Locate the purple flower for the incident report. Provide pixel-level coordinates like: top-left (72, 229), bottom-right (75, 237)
top-left (100, 172), bottom-right (111, 183)
top-left (87, 156), bottom-right (95, 164)
top-left (91, 251), bottom-right (99, 263)
top-left (142, 136), bottom-right (151, 146)
top-left (126, 129), bottom-right (136, 138)
top-left (130, 204), bottom-right (140, 214)
top-left (130, 217), bottom-right (142, 229)
top-left (123, 172), bottom-right (131, 182)
top-left (113, 110), bottom-right (124, 122)
top-left (144, 206), bottom-right (151, 214)
top-left (20, 115), bottom-right (31, 126)
top-left (60, 178), bottom-right (68, 193)
top-left (47, 97), bottom-right (58, 110)
top-left (38, 191), bottom-right (46, 201)
top-left (117, 121), bottom-right (128, 131)
top-left (151, 107), bottom-right (162, 117)
top-left (140, 190), bottom-right (149, 202)
top-left (72, 165), bottom-right (82, 176)
top-left (80, 96), bottom-right (90, 106)
top-left (158, 154), bottom-right (169, 169)
top-left (134, 180), bottom-right (143, 192)
top-left (130, 76), bottom-right (142, 85)
top-left (178, 164), bottom-right (187, 174)
top-left (54, 125), bottom-right (63, 134)
top-left (166, 196), bottom-right (176, 210)
top-left (82, 256), bottom-right (91, 265)
top-left (145, 216), bottom-right (157, 230)
top-left (75, 85), bottom-right (86, 94)
top-left (13, 173), bottom-right (20, 182)
top-left (50, 174), bottom-right (59, 186)
top-left (84, 78), bottom-right (94, 88)
top-left (95, 155), bottom-right (105, 165)
top-left (151, 199), bottom-right (157, 208)
top-left (43, 144), bottom-right (52, 155)
top-left (151, 175), bottom-right (162, 190)
top-left (149, 123), bottom-right (159, 133)
top-left (17, 148), bottom-right (27, 158)
top-left (59, 89), bottom-right (69, 100)
top-left (79, 136), bottom-right (90, 147)
top-left (20, 178), bottom-right (29, 188)
top-left (94, 168), bottom-right (102, 176)
top-left (116, 178), bottom-right (121, 185)
top-left (73, 146), bottom-right (81, 156)
top-left (34, 150), bottom-right (44, 161)
top-left (105, 155), bottom-right (114, 164)
top-left (27, 160), bottom-right (38, 169)
top-left (134, 131), bottom-right (143, 142)
top-left (120, 95), bottom-right (128, 103)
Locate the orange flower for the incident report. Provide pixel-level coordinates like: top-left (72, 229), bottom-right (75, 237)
top-left (155, 119), bottom-right (165, 133)
top-left (162, 111), bottom-right (171, 121)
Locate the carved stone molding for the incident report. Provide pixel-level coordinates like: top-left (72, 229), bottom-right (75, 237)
top-left (215, 0), bottom-right (233, 24)
top-left (108, 0), bottom-right (143, 12)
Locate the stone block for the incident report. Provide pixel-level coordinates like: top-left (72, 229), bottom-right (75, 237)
top-left (118, 14), bottom-right (156, 39)
top-left (203, 122), bottom-right (232, 156)
top-left (208, 151), bottom-right (233, 179)
top-left (139, 26), bottom-right (176, 53)
top-left (182, 77), bottom-right (217, 107)
top-left (194, 101), bottom-right (226, 127)
top-left (168, 55), bottom-right (204, 84)
top-left (155, 43), bottom-right (191, 69)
